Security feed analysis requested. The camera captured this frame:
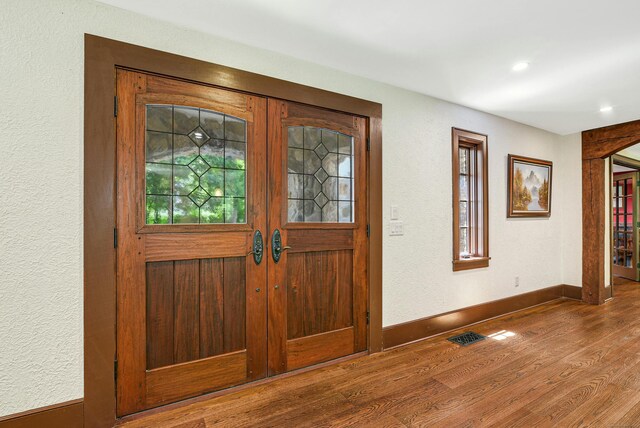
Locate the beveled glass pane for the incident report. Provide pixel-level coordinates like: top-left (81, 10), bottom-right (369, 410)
top-left (146, 195), bottom-right (171, 224)
top-left (146, 131), bottom-right (172, 164)
top-left (459, 148), bottom-right (468, 174)
top-left (304, 150), bottom-right (322, 174)
top-left (147, 105), bottom-right (173, 133)
top-left (459, 228), bottom-right (469, 254)
top-left (303, 174), bottom-right (321, 199)
top-left (189, 186), bottom-right (210, 207)
top-left (314, 192), bottom-right (329, 208)
top-left (338, 178), bottom-right (351, 201)
top-left (338, 134), bottom-right (352, 155)
top-left (288, 127), bottom-right (304, 148)
top-left (200, 139), bottom-right (225, 168)
top-left (225, 198), bottom-right (245, 223)
top-left (304, 200), bottom-right (322, 222)
top-left (459, 202), bottom-right (468, 227)
top-left (200, 110), bottom-right (224, 139)
top-left (322, 153), bottom-right (338, 176)
top-left (323, 201), bottom-right (338, 222)
top-left (323, 177), bottom-right (338, 200)
top-left (225, 116), bottom-right (246, 142)
top-left (304, 128), bottom-right (321, 149)
top-left (288, 148), bottom-right (304, 173)
top-left (288, 174), bottom-right (303, 199)
top-left (188, 126), bottom-right (210, 147)
top-left (188, 156), bottom-right (210, 177)
top-left (288, 200), bottom-right (304, 222)
top-left (201, 168), bottom-right (224, 197)
top-left (314, 143), bottom-right (329, 159)
top-left (200, 197), bottom-right (224, 223)
top-left (174, 107), bottom-right (199, 134)
top-left (288, 126), bottom-right (355, 223)
top-left (322, 129), bottom-right (339, 152)
top-left (173, 135), bottom-right (198, 165)
top-left (459, 176), bottom-right (468, 200)
top-left (225, 141), bottom-right (246, 170)
top-left (173, 196), bottom-right (199, 223)
top-left (173, 165), bottom-right (198, 195)
top-left (338, 201), bottom-right (352, 222)
top-left (225, 170), bottom-right (245, 197)
top-left (146, 163), bottom-right (172, 195)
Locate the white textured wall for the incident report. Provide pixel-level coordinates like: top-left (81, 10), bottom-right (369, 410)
top-left (0, 0), bottom-right (583, 416)
top-left (559, 133), bottom-right (583, 286)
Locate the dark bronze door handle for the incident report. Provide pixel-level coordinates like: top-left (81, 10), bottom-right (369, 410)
top-left (271, 229), bottom-right (291, 263)
top-left (248, 230), bottom-right (263, 265)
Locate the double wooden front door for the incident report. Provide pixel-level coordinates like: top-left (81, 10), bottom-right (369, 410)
top-left (115, 70), bottom-right (368, 416)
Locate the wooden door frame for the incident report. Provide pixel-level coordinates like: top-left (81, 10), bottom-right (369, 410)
top-left (84, 34), bottom-right (382, 426)
top-left (582, 119), bottom-right (640, 304)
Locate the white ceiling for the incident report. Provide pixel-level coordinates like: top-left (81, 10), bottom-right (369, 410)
top-left (97, 0), bottom-right (640, 135)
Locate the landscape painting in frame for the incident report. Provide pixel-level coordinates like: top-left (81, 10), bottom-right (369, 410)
top-left (508, 154), bottom-right (552, 217)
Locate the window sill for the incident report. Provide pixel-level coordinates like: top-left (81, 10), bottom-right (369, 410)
top-left (452, 257), bottom-right (490, 272)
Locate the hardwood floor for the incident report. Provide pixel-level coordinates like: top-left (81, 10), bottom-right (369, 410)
top-left (121, 280), bottom-right (640, 427)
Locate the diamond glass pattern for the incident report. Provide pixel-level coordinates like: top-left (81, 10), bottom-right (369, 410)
top-left (189, 156), bottom-right (210, 176)
top-left (287, 126), bottom-right (355, 223)
top-left (145, 105), bottom-right (247, 224)
top-left (188, 126), bottom-right (210, 146)
top-left (314, 167), bottom-right (329, 184)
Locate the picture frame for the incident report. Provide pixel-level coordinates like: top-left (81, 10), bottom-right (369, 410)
top-left (507, 154), bottom-right (552, 218)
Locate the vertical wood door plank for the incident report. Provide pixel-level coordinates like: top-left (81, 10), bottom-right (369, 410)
top-left (323, 251), bottom-right (339, 332)
top-left (286, 253), bottom-right (305, 340)
top-left (303, 252), bottom-right (323, 336)
top-left (336, 250), bottom-right (354, 330)
top-left (224, 257), bottom-right (246, 353)
top-left (174, 260), bottom-right (200, 363)
top-left (146, 261), bottom-right (175, 370)
top-left (199, 258), bottom-right (224, 358)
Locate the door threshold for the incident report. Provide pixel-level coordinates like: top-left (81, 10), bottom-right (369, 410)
top-left (116, 350), bottom-right (368, 425)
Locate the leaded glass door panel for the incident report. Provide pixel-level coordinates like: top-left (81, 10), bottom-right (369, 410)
top-left (266, 100), bottom-right (368, 375)
top-left (612, 171), bottom-right (639, 281)
top-left (115, 70), bottom-right (267, 416)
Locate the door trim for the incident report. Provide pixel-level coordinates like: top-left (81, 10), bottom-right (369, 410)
top-left (84, 34), bottom-right (382, 426)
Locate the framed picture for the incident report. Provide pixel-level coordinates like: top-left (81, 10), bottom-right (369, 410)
top-left (507, 154), bottom-right (552, 217)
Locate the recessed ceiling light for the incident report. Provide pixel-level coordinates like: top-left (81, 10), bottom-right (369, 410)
top-left (512, 62), bottom-right (530, 72)
top-left (600, 106), bottom-right (613, 113)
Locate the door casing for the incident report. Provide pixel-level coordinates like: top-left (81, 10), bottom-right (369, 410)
top-left (84, 34), bottom-right (382, 427)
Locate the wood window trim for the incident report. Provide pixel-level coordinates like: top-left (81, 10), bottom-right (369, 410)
top-left (84, 34), bottom-right (383, 426)
top-left (452, 128), bottom-right (489, 272)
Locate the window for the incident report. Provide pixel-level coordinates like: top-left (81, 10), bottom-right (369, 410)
top-left (452, 128), bottom-right (489, 271)
top-left (144, 104), bottom-right (247, 225)
top-left (287, 126), bottom-right (355, 223)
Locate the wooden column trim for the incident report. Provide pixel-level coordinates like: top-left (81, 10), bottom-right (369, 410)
top-left (582, 158), bottom-right (605, 304)
top-left (85, 34), bottom-right (383, 426)
top-left (581, 118), bottom-right (640, 306)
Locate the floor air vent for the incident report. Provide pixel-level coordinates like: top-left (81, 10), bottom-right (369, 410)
top-left (447, 331), bottom-right (486, 346)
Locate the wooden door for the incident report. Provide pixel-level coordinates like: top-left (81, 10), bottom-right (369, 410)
top-left (267, 100), bottom-right (368, 375)
top-left (115, 70), bottom-right (267, 415)
top-left (612, 172), bottom-right (638, 281)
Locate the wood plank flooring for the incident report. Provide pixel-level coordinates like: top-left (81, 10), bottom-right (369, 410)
top-left (121, 280), bottom-right (640, 427)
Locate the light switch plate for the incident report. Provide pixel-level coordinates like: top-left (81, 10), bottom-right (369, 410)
top-left (390, 205), bottom-right (399, 220)
top-left (389, 221), bottom-right (404, 236)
